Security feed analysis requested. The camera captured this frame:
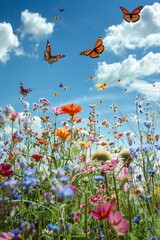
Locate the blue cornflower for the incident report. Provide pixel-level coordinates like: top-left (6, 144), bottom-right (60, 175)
top-left (133, 215), bottom-right (141, 224)
top-left (136, 174), bottom-right (142, 181)
top-left (128, 166), bottom-right (135, 173)
top-left (58, 175), bottom-right (70, 182)
top-left (147, 227), bottom-right (154, 231)
top-left (138, 194), bottom-right (152, 200)
top-left (150, 236), bottom-right (157, 240)
top-left (93, 176), bottom-right (105, 183)
top-left (98, 232), bottom-right (105, 238)
top-left (56, 185), bottom-right (74, 200)
top-left (129, 147), bottom-right (138, 159)
top-left (12, 190), bottom-right (21, 200)
top-left (48, 223), bottom-right (59, 232)
top-left (138, 144), bottom-right (153, 153)
top-left (23, 167), bottom-right (36, 177)
top-left (146, 168), bottom-right (154, 177)
top-left (157, 209), bottom-right (160, 214)
top-left (21, 176), bottom-right (38, 190)
top-left (64, 165), bottom-right (72, 171)
top-left (155, 141), bottom-right (160, 150)
top-left (144, 121), bottom-right (152, 129)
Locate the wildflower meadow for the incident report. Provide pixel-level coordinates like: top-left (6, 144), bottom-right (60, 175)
top-left (0, 90), bottom-right (160, 240)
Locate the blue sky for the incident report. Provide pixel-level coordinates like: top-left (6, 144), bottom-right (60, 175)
top-left (0, 0), bottom-right (160, 128)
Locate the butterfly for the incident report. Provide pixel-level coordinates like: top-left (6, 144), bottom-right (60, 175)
top-left (59, 8), bottom-right (64, 12)
top-left (44, 40), bottom-right (65, 64)
top-left (19, 81), bottom-right (32, 97)
top-left (120, 6), bottom-right (143, 23)
top-left (80, 36), bottom-right (105, 58)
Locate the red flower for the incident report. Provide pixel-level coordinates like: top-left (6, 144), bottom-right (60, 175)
top-left (0, 163), bottom-right (14, 177)
top-left (31, 154), bottom-right (43, 162)
top-left (61, 103), bottom-right (82, 116)
top-left (89, 201), bottom-right (114, 220)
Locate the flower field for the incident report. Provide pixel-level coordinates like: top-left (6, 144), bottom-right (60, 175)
top-left (0, 92), bottom-right (160, 240)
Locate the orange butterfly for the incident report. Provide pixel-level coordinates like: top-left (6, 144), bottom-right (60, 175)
top-left (120, 6), bottom-right (143, 23)
top-left (80, 36), bottom-right (105, 58)
top-left (44, 40), bottom-right (65, 64)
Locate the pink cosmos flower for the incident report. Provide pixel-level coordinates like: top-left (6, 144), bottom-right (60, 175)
top-left (10, 111), bottom-right (19, 121)
top-left (89, 201), bottom-right (114, 220)
top-left (50, 107), bottom-right (64, 116)
top-left (124, 182), bottom-right (130, 192)
top-left (117, 167), bottom-right (129, 180)
top-left (89, 195), bottom-right (104, 205)
top-left (100, 159), bottom-right (120, 172)
top-left (108, 211), bottom-right (130, 235)
top-left (0, 232), bottom-right (14, 240)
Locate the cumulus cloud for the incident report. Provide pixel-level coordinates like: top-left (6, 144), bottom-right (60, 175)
top-left (0, 22), bottom-right (22, 63)
top-left (20, 9), bottom-right (55, 41)
top-left (94, 52), bottom-right (160, 101)
top-left (104, 3), bottom-right (160, 55)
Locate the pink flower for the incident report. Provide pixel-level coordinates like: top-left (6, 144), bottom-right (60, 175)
top-left (0, 231), bottom-right (14, 240)
top-left (100, 159), bottom-right (120, 172)
top-left (50, 107), bottom-right (63, 116)
top-left (10, 111), bottom-right (19, 121)
top-left (108, 211), bottom-right (130, 235)
top-left (124, 182), bottom-right (130, 192)
top-left (89, 201), bottom-right (114, 220)
top-left (89, 195), bottom-right (104, 205)
top-left (117, 167), bottom-right (129, 180)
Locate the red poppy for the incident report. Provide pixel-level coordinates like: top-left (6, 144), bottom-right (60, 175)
top-left (0, 163), bottom-right (14, 177)
top-left (31, 154), bottom-right (43, 162)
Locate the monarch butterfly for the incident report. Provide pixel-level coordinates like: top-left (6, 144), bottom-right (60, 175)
top-left (19, 81), bottom-right (32, 97)
top-left (44, 40), bottom-right (65, 64)
top-left (120, 6), bottom-right (143, 23)
top-left (80, 36), bottom-right (105, 58)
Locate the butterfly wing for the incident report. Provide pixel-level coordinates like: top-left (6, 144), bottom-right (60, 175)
top-left (19, 81), bottom-right (32, 97)
top-left (120, 6), bottom-right (142, 23)
top-left (47, 55), bottom-right (65, 64)
top-left (80, 49), bottom-right (93, 56)
top-left (80, 36), bottom-right (104, 58)
top-left (120, 7), bottom-right (132, 22)
top-left (131, 6), bottom-right (143, 23)
top-left (59, 8), bottom-right (64, 12)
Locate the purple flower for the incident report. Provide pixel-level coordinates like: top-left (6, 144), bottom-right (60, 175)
top-left (146, 168), bottom-right (154, 177)
top-left (144, 121), bottom-right (152, 129)
top-left (155, 141), bottom-right (160, 150)
top-left (133, 215), bottom-right (141, 224)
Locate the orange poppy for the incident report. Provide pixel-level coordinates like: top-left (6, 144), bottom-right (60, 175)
top-left (61, 103), bottom-right (82, 116)
top-left (114, 133), bottom-right (123, 139)
top-left (102, 120), bottom-right (107, 126)
top-left (146, 135), bottom-right (154, 141)
top-left (55, 127), bottom-right (71, 140)
top-left (78, 141), bottom-right (91, 148)
top-left (100, 141), bottom-right (107, 146)
top-left (37, 138), bottom-right (48, 145)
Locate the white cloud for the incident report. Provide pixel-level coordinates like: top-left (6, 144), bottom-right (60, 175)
top-left (0, 22), bottom-right (22, 63)
top-left (21, 9), bottom-right (54, 41)
top-left (104, 3), bottom-right (160, 55)
top-left (94, 52), bottom-right (160, 101)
